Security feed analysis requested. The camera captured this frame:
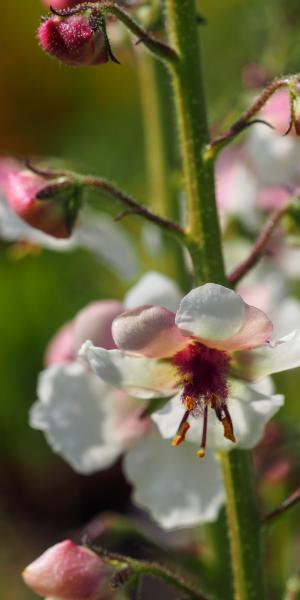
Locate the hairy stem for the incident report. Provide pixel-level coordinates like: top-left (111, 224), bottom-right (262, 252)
top-left (80, 174), bottom-right (185, 239)
top-left (165, 0), bottom-right (225, 284)
top-left (164, 2), bottom-right (266, 599)
top-left (263, 489), bottom-right (300, 525)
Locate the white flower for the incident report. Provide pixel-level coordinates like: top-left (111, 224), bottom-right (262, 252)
top-left (79, 282), bottom-right (292, 528)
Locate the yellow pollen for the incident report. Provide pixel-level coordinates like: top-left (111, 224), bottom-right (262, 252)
top-left (197, 448), bottom-right (206, 458)
top-left (184, 395), bottom-right (196, 411)
top-left (171, 422), bottom-right (190, 447)
top-left (222, 416), bottom-right (236, 443)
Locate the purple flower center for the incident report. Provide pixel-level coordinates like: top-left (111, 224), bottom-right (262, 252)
top-left (171, 342), bottom-right (235, 456)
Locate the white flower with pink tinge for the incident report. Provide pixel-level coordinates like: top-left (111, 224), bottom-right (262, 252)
top-left (32, 276), bottom-right (291, 529)
top-left (80, 283), bottom-right (290, 453)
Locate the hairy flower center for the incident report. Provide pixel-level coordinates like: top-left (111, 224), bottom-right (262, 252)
top-left (171, 342), bottom-right (235, 457)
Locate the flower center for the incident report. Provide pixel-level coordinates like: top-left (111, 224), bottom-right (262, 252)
top-left (171, 342), bottom-right (235, 457)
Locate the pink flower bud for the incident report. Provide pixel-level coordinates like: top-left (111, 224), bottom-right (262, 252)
top-left (45, 322), bottom-right (75, 366)
top-left (22, 540), bottom-right (112, 599)
top-left (3, 167), bottom-right (79, 238)
top-left (42, 0), bottom-right (88, 8)
top-left (74, 301), bottom-right (124, 351)
top-left (38, 15), bottom-right (109, 67)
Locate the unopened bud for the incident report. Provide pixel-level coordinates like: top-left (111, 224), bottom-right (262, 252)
top-left (3, 167), bottom-right (80, 238)
top-left (38, 14), bottom-right (110, 66)
top-left (22, 540), bottom-right (113, 599)
top-left (42, 0), bottom-right (91, 8)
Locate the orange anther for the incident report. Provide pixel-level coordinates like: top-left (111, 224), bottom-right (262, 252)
top-left (222, 416), bottom-right (236, 443)
top-left (171, 421), bottom-right (190, 447)
top-left (184, 395), bottom-right (196, 411)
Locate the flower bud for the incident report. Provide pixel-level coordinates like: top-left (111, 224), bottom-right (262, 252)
top-left (43, 0), bottom-right (88, 8)
top-left (38, 14), bottom-right (109, 66)
top-left (3, 167), bottom-right (80, 238)
top-left (22, 540), bottom-right (112, 599)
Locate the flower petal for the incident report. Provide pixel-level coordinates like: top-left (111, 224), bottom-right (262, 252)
top-left (235, 330), bottom-right (300, 380)
top-left (112, 305), bottom-right (188, 359)
top-left (213, 305), bottom-right (273, 351)
top-left (124, 271), bottom-right (182, 312)
top-left (73, 301), bottom-right (124, 351)
top-left (79, 341), bottom-right (178, 398)
top-left (124, 428), bottom-right (224, 529)
top-left (176, 284), bottom-right (245, 341)
top-left (30, 362), bottom-right (124, 474)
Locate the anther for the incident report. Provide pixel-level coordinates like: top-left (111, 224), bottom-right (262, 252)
top-left (221, 405), bottom-right (236, 443)
top-left (172, 410), bottom-right (190, 447)
top-left (184, 395), bottom-right (196, 411)
top-left (222, 416), bottom-right (236, 443)
top-left (172, 421), bottom-right (190, 446)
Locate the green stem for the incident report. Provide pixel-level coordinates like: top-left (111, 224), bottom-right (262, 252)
top-left (137, 49), bottom-right (190, 289)
top-left (165, 0), bottom-right (225, 284)
top-left (164, 2), bottom-right (266, 599)
top-left (219, 451), bottom-right (265, 600)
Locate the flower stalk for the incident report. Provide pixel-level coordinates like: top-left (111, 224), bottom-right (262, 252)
top-left (164, 2), bottom-right (266, 599)
top-left (164, 0), bottom-right (225, 285)
top-left (91, 545), bottom-right (209, 600)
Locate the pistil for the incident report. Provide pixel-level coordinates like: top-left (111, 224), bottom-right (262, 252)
top-left (197, 404), bottom-right (208, 458)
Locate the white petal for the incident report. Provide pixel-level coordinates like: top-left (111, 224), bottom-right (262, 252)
top-left (75, 212), bottom-right (139, 280)
top-left (30, 362), bottom-right (123, 474)
top-left (124, 428), bottom-right (224, 529)
top-left (124, 271), bottom-right (182, 312)
top-left (176, 284), bottom-right (245, 340)
top-left (237, 330), bottom-right (300, 380)
top-left (79, 341), bottom-right (178, 399)
top-left (272, 298), bottom-right (300, 339)
top-left (152, 393), bottom-right (183, 439)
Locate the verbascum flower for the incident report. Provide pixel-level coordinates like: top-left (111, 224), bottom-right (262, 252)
top-left (22, 540), bottom-right (113, 600)
top-left (74, 280), bottom-right (290, 528)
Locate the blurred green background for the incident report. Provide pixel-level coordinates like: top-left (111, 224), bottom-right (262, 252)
top-left (1, 1), bottom-right (300, 598)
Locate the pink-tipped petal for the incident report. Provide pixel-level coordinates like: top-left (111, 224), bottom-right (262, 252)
top-left (208, 305), bottom-right (273, 352)
top-left (112, 305), bottom-right (188, 359)
top-left (45, 322), bottom-right (75, 366)
top-left (235, 329), bottom-right (300, 381)
top-left (74, 301), bottom-right (124, 351)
